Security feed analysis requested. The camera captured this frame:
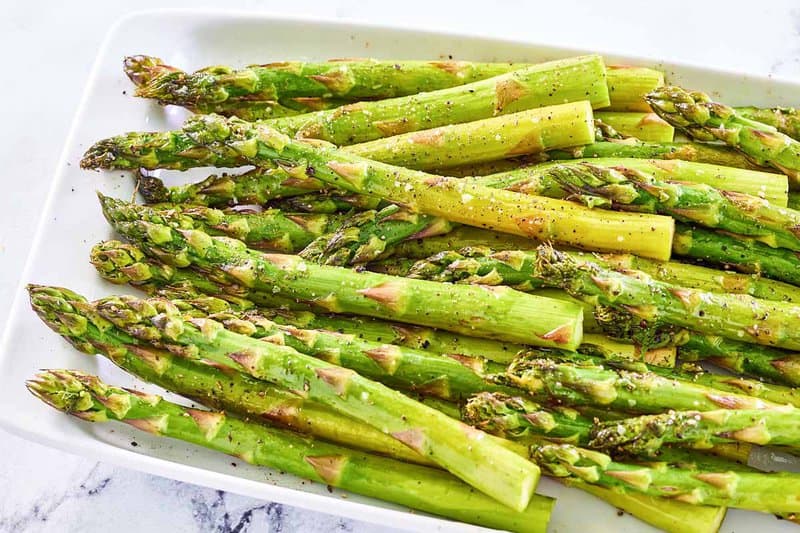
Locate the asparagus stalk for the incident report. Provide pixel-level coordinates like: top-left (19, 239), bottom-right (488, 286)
top-left (28, 284), bottom-right (436, 465)
top-left (297, 206), bottom-right (453, 265)
top-left (594, 112), bottom-right (675, 142)
top-left (589, 407), bottom-right (800, 454)
top-left (40, 287), bottom-right (543, 510)
top-left (464, 392), bottom-right (595, 445)
top-left (128, 56), bottom-right (655, 119)
top-left (473, 157), bottom-right (789, 206)
top-left (646, 86), bottom-right (800, 185)
top-left (152, 115), bottom-right (677, 258)
top-left (100, 199), bottom-right (585, 349)
top-left (673, 224), bottom-right (800, 286)
top-left (403, 244), bottom-right (800, 350)
top-left (28, 369), bottom-right (553, 528)
top-left (137, 167), bottom-right (325, 205)
top-left (104, 198), bottom-right (452, 264)
top-left (125, 56), bottom-right (515, 111)
top-left (605, 66), bottom-right (664, 112)
top-left (545, 162), bottom-right (800, 251)
top-left (587, 251), bottom-right (800, 303)
top-left (90, 240), bottom-right (530, 363)
top-left (153, 297), bottom-right (515, 402)
top-left (390, 226), bottom-right (537, 259)
top-left (544, 140), bottom-right (769, 170)
top-left (345, 101), bottom-right (596, 170)
top-left (532, 441), bottom-right (800, 513)
top-left (736, 106), bottom-right (800, 141)
top-left (594, 305), bottom-right (800, 388)
top-left (115, 202), bottom-right (350, 252)
top-left (379, 231), bottom-right (800, 303)
top-left (266, 191), bottom-right (382, 214)
top-left (498, 351), bottom-right (782, 414)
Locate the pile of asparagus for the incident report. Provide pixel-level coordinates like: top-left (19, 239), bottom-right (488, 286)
top-left (28, 53), bottom-right (800, 532)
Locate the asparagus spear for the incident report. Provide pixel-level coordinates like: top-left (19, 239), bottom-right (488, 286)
top-left (154, 115), bottom-right (677, 258)
top-left (125, 56), bottom-right (514, 111)
top-left (673, 224), bottom-right (800, 286)
top-left (158, 298), bottom-right (515, 402)
top-left (104, 198), bottom-right (452, 264)
top-left (42, 287), bottom-right (543, 510)
top-left (736, 106), bottom-right (800, 141)
top-left (100, 199), bottom-right (585, 349)
top-left (464, 392), bottom-right (595, 445)
top-left (403, 244), bottom-right (800, 350)
top-left (532, 441), bottom-right (800, 513)
top-left (473, 157), bottom-right (789, 207)
top-left (28, 369), bottom-right (553, 528)
top-left (137, 167), bottom-right (324, 205)
top-left (345, 101), bottom-right (596, 170)
top-left (590, 407), bottom-right (800, 454)
top-left (647, 86), bottom-right (800, 185)
top-left (297, 206), bottom-right (453, 265)
top-left (498, 350), bottom-right (782, 414)
top-left (379, 230), bottom-right (800, 303)
top-left (90, 240), bottom-right (530, 362)
top-left (128, 56), bottom-right (651, 118)
top-left (544, 140), bottom-right (769, 170)
top-left (605, 66), bottom-right (665, 112)
top-left (594, 112), bottom-right (675, 142)
top-left (29, 284), bottom-right (437, 465)
top-left (594, 305), bottom-right (800, 388)
top-left (545, 162), bottom-right (800, 251)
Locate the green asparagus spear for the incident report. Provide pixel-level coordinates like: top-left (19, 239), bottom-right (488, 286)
top-left (103, 197), bottom-right (452, 264)
top-left (346, 101), bottom-right (596, 169)
top-left (590, 406), bottom-right (800, 454)
top-left (150, 114), bottom-right (677, 258)
top-left (403, 244), bottom-right (800, 350)
top-left (28, 369), bottom-right (553, 528)
top-left (545, 162), bottom-right (800, 251)
top-left (90, 240), bottom-right (530, 363)
top-left (40, 287), bottom-right (543, 510)
top-left (594, 112), bottom-right (674, 142)
top-left (736, 106), bottom-right (800, 140)
top-left (125, 56), bottom-right (514, 112)
top-left (464, 392), bottom-right (595, 445)
top-left (161, 300), bottom-right (514, 402)
top-left (593, 305), bottom-right (800, 388)
top-left (498, 350), bottom-right (781, 414)
top-left (127, 56), bottom-right (655, 116)
top-left (473, 157), bottom-right (789, 206)
top-left (647, 86), bottom-right (800, 186)
top-left (100, 198), bottom-right (585, 349)
top-left (532, 441), bottom-right (800, 513)
top-left (266, 191), bottom-right (382, 213)
top-left (673, 224), bottom-right (800, 286)
top-left (137, 167), bottom-right (325, 205)
top-left (297, 206), bottom-right (453, 265)
top-left (605, 66), bottom-right (664, 112)
top-left (543, 140), bottom-right (770, 170)
top-left (28, 284), bottom-right (436, 465)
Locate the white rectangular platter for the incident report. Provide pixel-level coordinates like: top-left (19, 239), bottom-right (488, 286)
top-left (2, 9), bottom-right (799, 532)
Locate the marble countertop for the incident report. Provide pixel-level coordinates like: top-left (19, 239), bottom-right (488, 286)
top-left (3, 1), bottom-right (800, 531)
